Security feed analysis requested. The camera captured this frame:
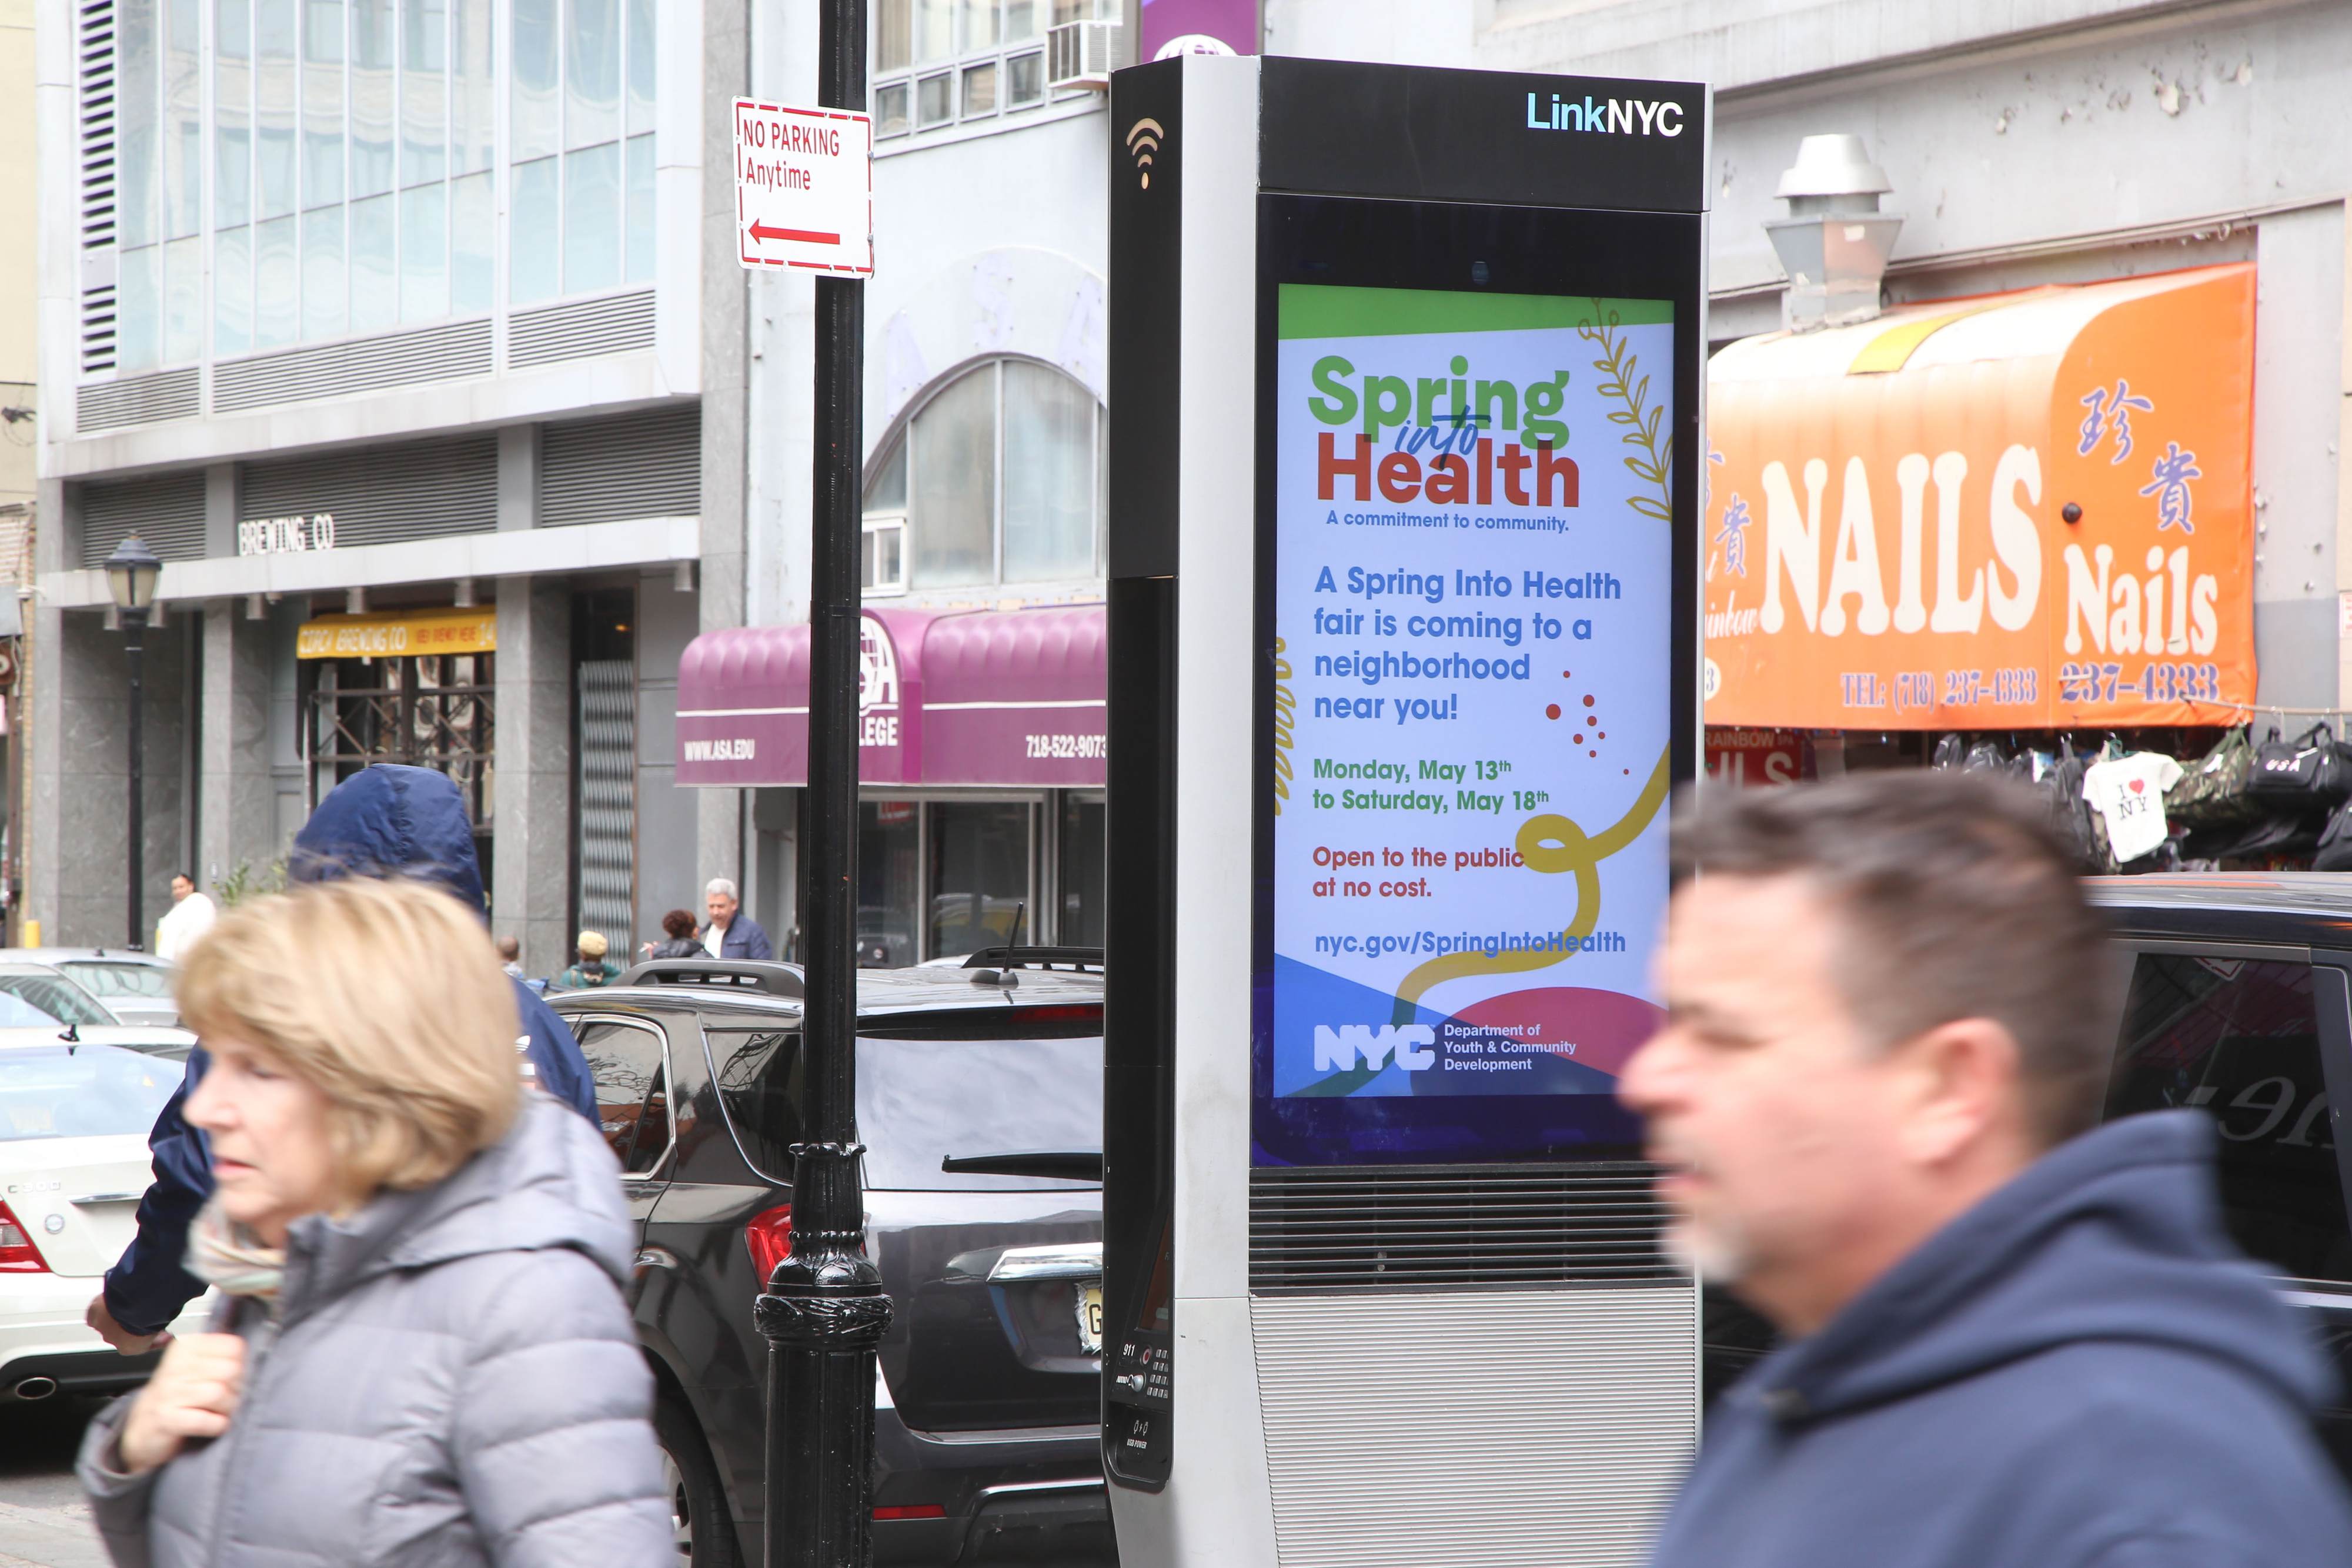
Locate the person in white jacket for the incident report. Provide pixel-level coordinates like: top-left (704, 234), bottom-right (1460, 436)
top-left (153, 874), bottom-right (216, 963)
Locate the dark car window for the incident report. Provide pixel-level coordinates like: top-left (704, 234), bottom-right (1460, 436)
top-left (859, 1034), bottom-right (1101, 1192)
top-left (2105, 954), bottom-right (2352, 1282)
top-left (705, 1028), bottom-right (806, 1184)
top-left (576, 1017), bottom-right (672, 1175)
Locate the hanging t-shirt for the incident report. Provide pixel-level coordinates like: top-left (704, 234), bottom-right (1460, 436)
top-left (2082, 751), bottom-right (2186, 864)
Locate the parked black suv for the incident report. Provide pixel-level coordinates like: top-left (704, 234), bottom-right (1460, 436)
top-left (1700, 873), bottom-right (2352, 1481)
top-left (549, 952), bottom-right (1115, 1566)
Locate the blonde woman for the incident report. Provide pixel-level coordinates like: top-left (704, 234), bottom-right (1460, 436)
top-left (77, 876), bottom-right (670, 1568)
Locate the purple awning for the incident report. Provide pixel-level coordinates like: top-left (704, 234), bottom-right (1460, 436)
top-left (676, 603), bottom-right (1106, 788)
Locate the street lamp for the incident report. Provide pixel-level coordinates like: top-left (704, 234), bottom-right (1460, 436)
top-left (103, 533), bottom-right (162, 951)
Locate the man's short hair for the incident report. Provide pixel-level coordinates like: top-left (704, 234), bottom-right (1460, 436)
top-left (1675, 771), bottom-right (2115, 1146)
top-left (705, 878), bottom-right (738, 902)
top-left (493, 934), bottom-right (520, 960)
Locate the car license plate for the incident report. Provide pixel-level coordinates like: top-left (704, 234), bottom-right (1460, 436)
top-left (1076, 1283), bottom-right (1104, 1355)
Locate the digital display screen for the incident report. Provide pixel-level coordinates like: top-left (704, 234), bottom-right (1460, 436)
top-left (1254, 275), bottom-right (1679, 1166)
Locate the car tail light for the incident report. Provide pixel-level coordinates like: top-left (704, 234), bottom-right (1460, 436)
top-left (873, 1505), bottom-right (946, 1521)
top-left (1013, 1004), bottom-right (1101, 1024)
top-left (744, 1203), bottom-right (793, 1282)
top-left (0, 1201), bottom-right (50, 1273)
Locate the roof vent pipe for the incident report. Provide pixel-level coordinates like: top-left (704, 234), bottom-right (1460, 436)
top-left (1765, 134), bottom-right (1904, 333)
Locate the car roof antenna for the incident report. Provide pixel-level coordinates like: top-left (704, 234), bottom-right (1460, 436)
top-left (58, 1021), bottom-right (78, 1049)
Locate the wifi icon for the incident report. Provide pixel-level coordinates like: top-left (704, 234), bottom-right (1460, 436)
top-left (1126, 119), bottom-right (1164, 189)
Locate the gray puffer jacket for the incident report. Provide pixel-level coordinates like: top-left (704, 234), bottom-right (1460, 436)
top-left (77, 1094), bottom-right (671, 1568)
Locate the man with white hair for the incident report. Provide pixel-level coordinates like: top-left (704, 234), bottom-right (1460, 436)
top-left (701, 877), bottom-right (774, 960)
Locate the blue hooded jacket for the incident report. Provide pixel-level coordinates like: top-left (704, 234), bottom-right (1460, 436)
top-left (1648, 1111), bottom-right (2352, 1568)
top-left (102, 765), bottom-right (601, 1335)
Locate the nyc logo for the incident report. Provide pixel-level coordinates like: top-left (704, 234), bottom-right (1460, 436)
top-left (1312, 1024), bottom-right (1437, 1073)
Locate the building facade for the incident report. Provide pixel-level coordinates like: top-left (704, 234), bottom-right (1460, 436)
top-left (1267, 0), bottom-right (2350, 767)
top-left (31, 0), bottom-right (731, 971)
top-left (689, 0), bottom-right (1124, 962)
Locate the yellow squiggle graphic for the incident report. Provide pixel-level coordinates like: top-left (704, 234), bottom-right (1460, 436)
top-left (1272, 636), bottom-right (1296, 815)
top-left (1391, 744), bottom-right (1672, 1019)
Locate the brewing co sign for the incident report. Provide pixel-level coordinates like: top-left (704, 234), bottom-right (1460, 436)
top-left (239, 513), bottom-right (336, 556)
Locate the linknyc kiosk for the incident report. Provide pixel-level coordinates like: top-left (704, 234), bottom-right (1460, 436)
top-left (1102, 56), bottom-right (1710, 1568)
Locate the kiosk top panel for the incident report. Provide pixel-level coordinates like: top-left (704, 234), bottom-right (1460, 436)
top-left (1258, 58), bottom-right (1709, 215)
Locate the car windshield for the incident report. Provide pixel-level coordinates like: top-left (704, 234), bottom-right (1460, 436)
top-left (703, 1023), bottom-right (1103, 1191)
top-left (60, 962), bottom-right (174, 1001)
top-left (0, 975), bottom-right (115, 1027)
top-left (0, 1045), bottom-right (180, 1141)
top-left (0, 989), bottom-right (66, 1027)
top-left (858, 1035), bottom-right (1101, 1191)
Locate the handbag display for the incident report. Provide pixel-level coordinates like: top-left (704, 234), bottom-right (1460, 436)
top-left (2247, 724), bottom-right (2351, 808)
top-left (2167, 726), bottom-right (2261, 830)
top-left (2315, 797), bottom-right (2352, 872)
top-left (2035, 739), bottom-right (2109, 874)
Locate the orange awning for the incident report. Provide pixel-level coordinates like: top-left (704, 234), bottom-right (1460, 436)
top-left (1704, 263), bottom-right (2254, 728)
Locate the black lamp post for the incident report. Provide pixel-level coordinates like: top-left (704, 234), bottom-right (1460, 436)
top-left (103, 533), bottom-right (162, 951)
top-left (752, 4), bottom-right (889, 1567)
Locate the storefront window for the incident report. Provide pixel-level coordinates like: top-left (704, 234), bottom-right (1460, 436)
top-left (864, 359), bottom-right (1104, 594)
top-left (1058, 793), bottom-right (1104, 947)
top-left (303, 652), bottom-right (495, 854)
top-left (928, 800), bottom-right (1030, 958)
top-left (858, 801), bottom-right (921, 968)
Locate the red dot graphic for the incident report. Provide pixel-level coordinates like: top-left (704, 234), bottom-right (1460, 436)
top-left (1545, 704), bottom-right (1561, 720)
top-left (1597, 731), bottom-right (1606, 740)
top-left (1623, 768), bottom-right (1631, 775)
top-left (1582, 695), bottom-right (1595, 708)
top-left (1589, 750), bottom-right (1599, 758)
top-left (1562, 670), bottom-right (1572, 678)
top-left (1572, 734), bottom-right (1584, 744)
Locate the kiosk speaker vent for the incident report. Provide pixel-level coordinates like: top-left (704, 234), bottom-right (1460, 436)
top-left (1248, 1165), bottom-right (1679, 1293)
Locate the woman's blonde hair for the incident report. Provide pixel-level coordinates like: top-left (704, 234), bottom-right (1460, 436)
top-left (176, 875), bottom-right (522, 1198)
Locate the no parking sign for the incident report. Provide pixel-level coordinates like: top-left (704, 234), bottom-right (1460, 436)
top-left (732, 97), bottom-right (873, 275)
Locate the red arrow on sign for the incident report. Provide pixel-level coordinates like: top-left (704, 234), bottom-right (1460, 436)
top-left (749, 221), bottom-right (840, 245)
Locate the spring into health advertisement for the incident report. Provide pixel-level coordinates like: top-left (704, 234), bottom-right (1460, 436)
top-left (1265, 283), bottom-right (1675, 1129)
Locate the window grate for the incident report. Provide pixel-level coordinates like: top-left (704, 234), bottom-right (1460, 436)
top-left (77, 368), bottom-right (201, 432)
top-left (241, 434), bottom-right (499, 547)
top-left (306, 656), bottom-right (495, 827)
top-left (212, 321), bottom-right (495, 413)
top-left (1249, 1164), bottom-right (1680, 1293)
top-left (78, 0), bottom-right (118, 371)
top-left (540, 405), bottom-right (700, 526)
top-left (79, 470), bottom-right (209, 567)
top-left (509, 290), bottom-right (657, 369)
top-left (575, 658), bottom-right (636, 958)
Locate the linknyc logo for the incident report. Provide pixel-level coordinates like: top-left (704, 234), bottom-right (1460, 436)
top-left (1526, 91), bottom-right (1685, 138)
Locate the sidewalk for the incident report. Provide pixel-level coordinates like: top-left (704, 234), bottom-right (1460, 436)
top-left (0, 1496), bottom-right (108, 1568)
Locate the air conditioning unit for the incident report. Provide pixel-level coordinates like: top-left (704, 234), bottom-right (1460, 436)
top-left (1047, 18), bottom-right (1118, 91)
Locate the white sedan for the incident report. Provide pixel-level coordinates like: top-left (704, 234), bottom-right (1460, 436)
top-left (1, 1040), bottom-right (213, 1405)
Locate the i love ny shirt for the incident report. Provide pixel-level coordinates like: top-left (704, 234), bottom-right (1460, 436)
top-left (2082, 751), bottom-right (2186, 864)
